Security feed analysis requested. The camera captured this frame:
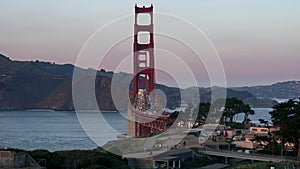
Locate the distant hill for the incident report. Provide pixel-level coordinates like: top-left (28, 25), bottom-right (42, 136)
top-left (233, 81), bottom-right (300, 99)
top-left (0, 54), bottom-right (11, 66)
top-left (189, 87), bottom-right (277, 108)
top-left (0, 54), bottom-right (278, 111)
top-left (0, 54), bottom-right (116, 111)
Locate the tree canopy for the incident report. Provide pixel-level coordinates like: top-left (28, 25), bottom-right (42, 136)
top-left (194, 98), bottom-right (254, 126)
top-left (222, 98), bottom-right (254, 124)
top-left (269, 98), bottom-right (300, 160)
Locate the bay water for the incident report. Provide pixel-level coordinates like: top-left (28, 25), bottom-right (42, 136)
top-left (0, 108), bottom-right (272, 151)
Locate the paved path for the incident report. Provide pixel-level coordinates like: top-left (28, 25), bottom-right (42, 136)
top-left (199, 163), bottom-right (230, 169)
top-left (199, 150), bottom-right (294, 162)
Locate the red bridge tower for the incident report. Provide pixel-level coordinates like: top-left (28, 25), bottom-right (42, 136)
top-left (127, 5), bottom-right (173, 138)
top-left (133, 4), bottom-right (155, 97)
top-left (128, 4), bottom-right (156, 138)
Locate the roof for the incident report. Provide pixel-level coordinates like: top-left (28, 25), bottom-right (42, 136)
top-left (153, 156), bottom-right (179, 161)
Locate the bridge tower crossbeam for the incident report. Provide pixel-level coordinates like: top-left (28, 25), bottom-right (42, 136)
top-left (127, 4), bottom-right (157, 138)
top-left (133, 4), bottom-right (155, 98)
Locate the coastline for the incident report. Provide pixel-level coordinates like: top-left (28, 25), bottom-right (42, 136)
top-left (0, 108), bottom-right (119, 113)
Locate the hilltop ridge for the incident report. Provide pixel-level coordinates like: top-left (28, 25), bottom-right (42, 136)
top-left (0, 54), bottom-right (282, 111)
top-left (233, 81), bottom-right (300, 99)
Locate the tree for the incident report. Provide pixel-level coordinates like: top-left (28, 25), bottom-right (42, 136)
top-left (241, 104), bottom-right (255, 125)
top-left (195, 102), bottom-right (211, 120)
top-left (219, 98), bottom-right (255, 125)
top-left (259, 119), bottom-right (270, 127)
top-left (252, 119), bottom-right (278, 155)
top-left (193, 98), bottom-right (255, 127)
top-left (252, 134), bottom-right (280, 155)
top-left (269, 99), bottom-right (300, 159)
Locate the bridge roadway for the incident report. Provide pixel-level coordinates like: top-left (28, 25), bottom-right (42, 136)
top-left (198, 149), bottom-right (296, 163)
top-left (123, 148), bottom-right (297, 163)
top-left (134, 110), bottom-right (174, 133)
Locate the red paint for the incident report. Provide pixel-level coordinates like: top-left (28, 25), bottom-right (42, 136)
top-left (129, 5), bottom-right (174, 137)
top-left (133, 4), bottom-right (155, 97)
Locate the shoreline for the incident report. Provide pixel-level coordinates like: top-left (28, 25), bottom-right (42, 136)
top-left (0, 108), bottom-right (119, 113)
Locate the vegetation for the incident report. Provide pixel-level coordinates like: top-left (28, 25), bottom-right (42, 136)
top-left (201, 87), bottom-right (277, 108)
top-left (243, 97), bottom-right (278, 108)
top-left (222, 98), bottom-right (254, 125)
top-left (234, 81), bottom-right (300, 99)
top-left (169, 111), bottom-right (180, 120)
top-left (270, 99), bottom-right (300, 160)
top-left (28, 147), bottom-right (131, 169)
top-left (252, 98), bottom-right (300, 161)
top-left (0, 53), bottom-right (279, 111)
top-left (181, 155), bottom-right (218, 169)
top-left (192, 98), bottom-right (255, 127)
top-left (194, 102), bottom-right (210, 120)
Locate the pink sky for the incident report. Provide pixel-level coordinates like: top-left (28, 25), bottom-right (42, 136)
top-left (0, 0), bottom-right (299, 87)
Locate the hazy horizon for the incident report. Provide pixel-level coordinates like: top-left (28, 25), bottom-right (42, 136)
top-left (1, 0), bottom-right (299, 87)
top-left (1, 52), bottom-right (299, 89)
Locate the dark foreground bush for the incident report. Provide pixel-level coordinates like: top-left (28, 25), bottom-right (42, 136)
top-left (29, 147), bottom-right (131, 169)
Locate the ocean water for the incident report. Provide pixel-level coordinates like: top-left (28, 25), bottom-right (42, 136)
top-left (0, 110), bottom-right (127, 152)
top-left (233, 108), bottom-right (273, 124)
top-left (0, 108), bottom-right (272, 151)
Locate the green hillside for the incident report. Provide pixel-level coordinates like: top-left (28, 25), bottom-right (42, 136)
top-left (0, 54), bottom-right (278, 110)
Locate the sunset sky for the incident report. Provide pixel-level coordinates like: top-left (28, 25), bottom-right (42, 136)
top-left (0, 0), bottom-right (299, 87)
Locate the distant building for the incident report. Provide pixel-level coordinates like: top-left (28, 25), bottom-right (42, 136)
top-left (125, 149), bottom-right (194, 169)
top-left (249, 126), bottom-right (269, 135)
top-left (233, 126), bottom-right (280, 150)
top-left (223, 129), bottom-right (234, 139)
top-left (232, 140), bottom-right (258, 150)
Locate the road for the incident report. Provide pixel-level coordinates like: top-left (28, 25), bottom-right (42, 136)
top-left (199, 150), bottom-right (296, 162)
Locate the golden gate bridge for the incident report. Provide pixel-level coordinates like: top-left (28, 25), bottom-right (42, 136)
top-left (127, 4), bottom-right (174, 138)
